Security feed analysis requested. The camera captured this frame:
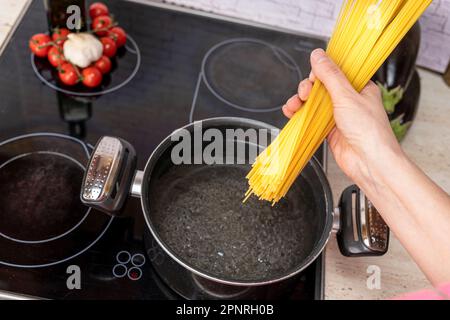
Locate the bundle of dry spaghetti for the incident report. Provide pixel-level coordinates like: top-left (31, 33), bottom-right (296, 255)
top-left (245, 0), bottom-right (432, 205)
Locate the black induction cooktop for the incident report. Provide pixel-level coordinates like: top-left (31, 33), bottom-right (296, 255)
top-left (0, 0), bottom-right (326, 300)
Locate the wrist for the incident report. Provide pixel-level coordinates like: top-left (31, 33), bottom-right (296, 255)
top-left (356, 142), bottom-right (409, 193)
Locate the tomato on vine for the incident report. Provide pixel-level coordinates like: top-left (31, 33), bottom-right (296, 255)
top-left (52, 28), bottom-right (70, 46)
top-left (29, 34), bottom-right (51, 58)
top-left (108, 27), bottom-right (127, 48)
top-left (89, 2), bottom-right (109, 20)
top-left (92, 15), bottom-right (113, 36)
top-left (58, 63), bottom-right (80, 86)
top-left (82, 67), bottom-right (103, 88)
top-left (94, 55), bottom-right (112, 74)
top-left (100, 37), bottom-right (117, 58)
top-left (48, 46), bottom-right (66, 67)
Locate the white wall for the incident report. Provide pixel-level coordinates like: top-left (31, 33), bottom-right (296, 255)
top-left (165, 0), bottom-right (450, 73)
top-left (165, 0), bottom-right (343, 37)
top-left (417, 0), bottom-right (450, 73)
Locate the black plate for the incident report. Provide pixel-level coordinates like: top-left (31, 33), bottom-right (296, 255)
top-left (31, 34), bottom-right (140, 97)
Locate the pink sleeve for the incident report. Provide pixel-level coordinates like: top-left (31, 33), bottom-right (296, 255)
top-left (393, 283), bottom-right (450, 300)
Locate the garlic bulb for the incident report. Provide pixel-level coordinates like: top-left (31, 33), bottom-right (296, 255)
top-left (63, 33), bottom-right (103, 68)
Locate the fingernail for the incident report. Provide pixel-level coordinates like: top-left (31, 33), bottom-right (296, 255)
top-left (311, 48), bottom-right (327, 63)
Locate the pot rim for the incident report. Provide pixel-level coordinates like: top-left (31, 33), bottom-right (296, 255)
top-left (140, 117), bottom-right (334, 286)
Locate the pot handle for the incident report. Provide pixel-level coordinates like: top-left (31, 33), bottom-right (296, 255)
top-left (336, 185), bottom-right (390, 257)
top-left (80, 136), bottom-right (137, 215)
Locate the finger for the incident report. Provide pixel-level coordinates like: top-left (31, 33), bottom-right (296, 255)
top-left (282, 105), bottom-right (295, 119)
top-left (309, 71), bottom-right (316, 82)
top-left (360, 80), bottom-right (381, 99)
top-left (327, 127), bottom-right (338, 141)
top-left (327, 127), bottom-right (340, 151)
top-left (285, 94), bottom-right (302, 113)
top-left (298, 79), bottom-right (313, 101)
top-left (310, 48), bottom-right (356, 104)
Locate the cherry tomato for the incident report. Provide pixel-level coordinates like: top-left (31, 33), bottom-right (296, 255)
top-left (89, 2), bottom-right (109, 20)
top-left (52, 28), bottom-right (70, 46)
top-left (58, 63), bottom-right (80, 86)
top-left (47, 46), bottom-right (66, 67)
top-left (29, 33), bottom-right (51, 58)
top-left (94, 55), bottom-right (112, 74)
top-left (100, 37), bottom-right (117, 58)
top-left (92, 15), bottom-right (113, 36)
top-left (108, 27), bottom-right (127, 48)
top-left (82, 67), bottom-right (103, 88)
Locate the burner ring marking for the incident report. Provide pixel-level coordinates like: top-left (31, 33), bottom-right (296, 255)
top-left (0, 151), bottom-right (91, 244)
top-left (0, 133), bottom-right (114, 269)
top-left (200, 38), bottom-right (302, 113)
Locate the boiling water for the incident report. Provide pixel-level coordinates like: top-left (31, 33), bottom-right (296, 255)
top-left (151, 164), bottom-right (319, 282)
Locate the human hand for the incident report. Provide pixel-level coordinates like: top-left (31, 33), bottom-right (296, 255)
top-left (282, 48), bottom-right (403, 185)
top-left (283, 49), bottom-right (450, 286)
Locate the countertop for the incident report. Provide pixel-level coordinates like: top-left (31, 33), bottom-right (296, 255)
top-left (1, 0), bottom-right (449, 300)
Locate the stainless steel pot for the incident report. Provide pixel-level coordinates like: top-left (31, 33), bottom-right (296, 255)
top-left (80, 117), bottom-right (389, 299)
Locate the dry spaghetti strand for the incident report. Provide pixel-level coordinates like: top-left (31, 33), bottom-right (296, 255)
top-left (245, 0), bottom-right (432, 205)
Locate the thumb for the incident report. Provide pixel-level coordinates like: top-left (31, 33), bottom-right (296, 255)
top-left (310, 49), bottom-right (356, 104)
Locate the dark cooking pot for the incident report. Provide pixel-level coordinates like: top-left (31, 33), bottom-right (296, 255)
top-left (80, 117), bottom-right (389, 299)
